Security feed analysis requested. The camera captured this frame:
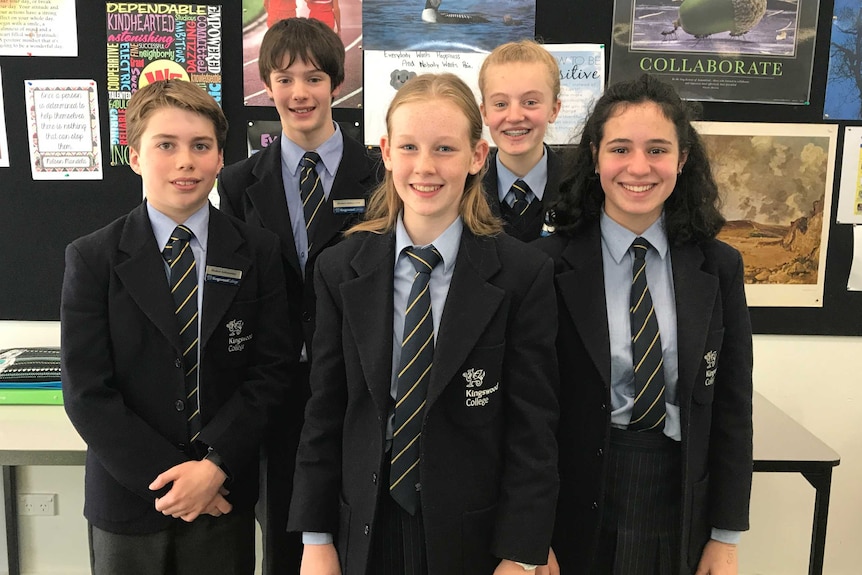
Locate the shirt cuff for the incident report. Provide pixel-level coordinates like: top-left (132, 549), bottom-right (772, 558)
top-left (302, 532), bottom-right (334, 545)
top-left (711, 528), bottom-right (742, 545)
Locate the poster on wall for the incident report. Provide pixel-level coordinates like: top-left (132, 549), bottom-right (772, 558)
top-left (0, 67), bottom-right (9, 168)
top-left (545, 44), bottom-right (605, 146)
top-left (106, 3), bottom-right (223, 166)
top-left (608, 0), bottom-right (820, 104)
top-left (836, 126), bottom-right (862, 224)
top-left (0, 0), bottom-right (78, 57)
top-left (694, 121), bottom-right (837, 307)
top-left (824, 0), bottom-right (862, 120)
top-left (24, 79), bottom-right (103, 180)
top-left (241, 0), bottom-right (363, 108)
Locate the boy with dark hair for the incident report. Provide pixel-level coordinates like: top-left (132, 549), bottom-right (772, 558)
top-left (218, 16), bottom-right (380, 575)
top-left (61, 79), bottom-right (294, 574)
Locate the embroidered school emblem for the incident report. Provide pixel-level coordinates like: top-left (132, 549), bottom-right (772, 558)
top-left (462, 368), bottom-right (486, 388)
top-left (704, 350), bottom-right (718, 386)
top-left (226, 319), bottom-right (244, 337)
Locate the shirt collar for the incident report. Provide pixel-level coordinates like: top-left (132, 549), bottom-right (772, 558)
top-left (600, 209), bottom-right (668, 265)
top-left (147, 201), bottom-right (210, 252)
top-left (394, 214), bottom-right (462, 275)
top-left (495, 147), bottom-right (549, 203)
top-left (281, 122), bottom-right (343, 178)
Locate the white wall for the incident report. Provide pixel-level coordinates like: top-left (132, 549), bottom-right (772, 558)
top-left (1, 322), bottom-right (860, 574)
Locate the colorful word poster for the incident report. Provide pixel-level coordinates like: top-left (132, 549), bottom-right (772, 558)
top-left (837, 127), bottom-right (862, 224)
top-left (0, 67), bottom-right (9, 168)
top-left (106, 3), bottom-right (223, 166)
top-left (0, 0), bottom-right (78, 57)
top-left (824, 0), bottom-right (862, 120)
top-left (24, 79), bottom-right (103, 180)
top-left (609, 0), bottom-right (820, 104)
top-left (545, 44), bottom-right (604, 146)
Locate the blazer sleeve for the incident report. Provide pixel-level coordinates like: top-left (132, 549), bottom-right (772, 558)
top-left (708, 249), bottom-right (753, 531)
top-left (287, 254), bottom-right (348, 533)
top-left (61, 242), bottom-right (187, 500)
top-left (492, 255), bottom-right (561, 564)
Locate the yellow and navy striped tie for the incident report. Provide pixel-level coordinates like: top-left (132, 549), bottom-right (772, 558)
top-left (163, 225), bottom-right (201, 442)
top-left (628, 237), bottom-right (666, 432)
top-left (299, 151), bottom-right (324, 248)
top-left (390, 245), bottom-right (441, 515)
top-left (510, 179), bottom-right (531, 216)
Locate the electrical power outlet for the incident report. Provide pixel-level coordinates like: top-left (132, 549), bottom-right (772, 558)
top-left (18, 493), bottom-right (57, 516)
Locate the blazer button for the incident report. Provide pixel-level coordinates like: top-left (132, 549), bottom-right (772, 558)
top-left (591, 501), bottom-right (598, 510)
top-left (175, 399), bottom-right (185, 411)
top-left (175, 358), bottom-right (183, 369)
top-left (596, 448), bottom-right (603, 457)
top-left (600, 402), bottom-right (607, 411)
top-left (371, 472), bottom-right (378, 484)
top-left (302, 311), bottom-right (312, 322)
top-left (363, 524), bottom-right (370, 536)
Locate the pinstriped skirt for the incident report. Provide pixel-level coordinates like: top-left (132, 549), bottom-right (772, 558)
top-left (594, 427), bottom-right (682, 575)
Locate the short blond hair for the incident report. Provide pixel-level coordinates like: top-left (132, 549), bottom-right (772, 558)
top-left (348, 73), bottom-right (501, 237)
top-left (126, 80), bottom-right (227, 151)
top-left (478, 40), bottom-right (561, 102)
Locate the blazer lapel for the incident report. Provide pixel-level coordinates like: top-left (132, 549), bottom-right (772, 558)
top-left (483, 154), bottom-right (504, 219)
top-left (247, 140), bottom-right (302, 279)
top-left (114, 203), bottom-right (183, 352)
top-left (200, 207), bottom-right (252, 350)
top-left (341, 233), bottom-right (397, 416)
top-left (556, 224), bottom-right (612, 390)
top-left (671, 243), bottom-right (718, 406)
top-left (543, 145), bottom-right (563, 208)
top-left (426, 232), bottom-right (505, 409)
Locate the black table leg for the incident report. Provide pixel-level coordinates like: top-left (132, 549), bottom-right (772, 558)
top-left (3, 465), bottom-right (20, 575)
top-left (803, 468), bottom-right (833, 575)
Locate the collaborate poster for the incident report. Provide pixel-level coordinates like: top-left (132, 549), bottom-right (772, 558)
top-left (824, 0), bottom-right (862, 120)
top-left (241, 0), bottom-right (364, 108)
top-left (695, 121), bottom-right (837, 307)
top-left (106, 3), bottom-right (223, 166)
top-left (609, 0), bottom-right (820, 104)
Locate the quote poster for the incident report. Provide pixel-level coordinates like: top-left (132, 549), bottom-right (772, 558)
top-left (0, 67), bottom-right (9, 168)
top-left (0, 0), bottom-right (78, 57)
top-left (24, 79), bottom-right (103, 180)
top-left (106, 3), bottom-right (223, 166)
top-left (609, 0), bottom-right (820, 104)
top-left (545, 44), bottom-right (605, 146)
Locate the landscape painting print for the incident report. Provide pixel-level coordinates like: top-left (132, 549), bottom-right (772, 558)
top-left (694, 122), bottom-right (837, 307)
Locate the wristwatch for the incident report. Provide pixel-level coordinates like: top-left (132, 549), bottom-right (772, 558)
top-left (204, 446), bottom-right (230, 480)
top-left (515, 562), bottom-right (538, 571)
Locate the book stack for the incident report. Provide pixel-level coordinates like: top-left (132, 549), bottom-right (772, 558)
top-left (0, 347), bottom-right (63, 405)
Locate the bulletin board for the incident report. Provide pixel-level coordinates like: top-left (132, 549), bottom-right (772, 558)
top-left (0, 0), bottom-right (860, 335)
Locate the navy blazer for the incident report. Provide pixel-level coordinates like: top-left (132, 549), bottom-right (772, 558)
top-left (534, 222), bottom-right (753, 574)
top-left (288, 229), bottom-right (560, 574)
top-left (217, 133), bottom-right (381, 360)
top-left (61, 203), bottom-right (294, 534)
top-left (483, 145), bottom-right (563, 242)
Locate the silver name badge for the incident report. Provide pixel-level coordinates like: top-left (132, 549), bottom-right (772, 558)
top-left (332, 198), bottom-right (366, 214)
top-left (205, 265), bottom-right (242, 285)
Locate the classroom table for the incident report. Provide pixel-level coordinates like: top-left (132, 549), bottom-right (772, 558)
top-left (1, 394), bottom-right (842, 575)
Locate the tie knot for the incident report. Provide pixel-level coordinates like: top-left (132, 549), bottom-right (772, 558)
top-left (510, 179), bottom-right (530, 202)
top-left (164, 225), bottom-right (194, 263)
top-left (631, 237), bottom-right (651, 261)
top-left (300, 151), bottom-right (321, 170)
top-left (405, 246), bottom-right (442, 274)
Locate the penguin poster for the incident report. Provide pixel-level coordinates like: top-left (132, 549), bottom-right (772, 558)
top-left (608, 0), bottom-right (820, 104)
top-left (363, 0), bottom-right (535, 53)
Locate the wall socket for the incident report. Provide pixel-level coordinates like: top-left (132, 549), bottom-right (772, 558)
top-left (18, 493), bottom-right (57, 516)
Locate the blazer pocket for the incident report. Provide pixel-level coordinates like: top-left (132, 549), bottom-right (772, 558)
top-left (211, 299), bottom-right (260, 367)
top-left (445, 344), bottom-right (504, 427)
top-left (692, 328), bottom-right (724, 405)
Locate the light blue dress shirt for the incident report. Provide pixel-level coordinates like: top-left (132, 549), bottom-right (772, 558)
top-left (495, 149), bottom-right (549, 207)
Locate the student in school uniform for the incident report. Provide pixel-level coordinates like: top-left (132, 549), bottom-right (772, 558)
top-left (535, 74), bottom-right (753, 575)
top-left (478, 40), bottom-right (563, 242)
top-left (288, 73), bottom-right (560, 575)
top-left (217, 17), bottom-right (380, 575)
top-left (61, 79), bottom-right (294, 574)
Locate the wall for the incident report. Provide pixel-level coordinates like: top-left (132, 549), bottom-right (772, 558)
top-left (1, 321), bottom-right (860, 574)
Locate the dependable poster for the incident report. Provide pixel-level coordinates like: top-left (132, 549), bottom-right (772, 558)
top-left (608, 0), bottom-right (820, 104)
top-left (106, 3), bottom-right (223, 166)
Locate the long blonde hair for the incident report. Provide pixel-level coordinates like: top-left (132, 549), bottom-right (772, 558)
top-left (348, 73), bottom-right (501, 237)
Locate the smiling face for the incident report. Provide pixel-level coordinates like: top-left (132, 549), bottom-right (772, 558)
top-left (130, 106), bottom-right (223, 224)
top-left (480, 62), bottom-right (560, 175)
top-left (266, 55), bottom-right (340, 150)
top-left (381, 98), bottom-right (488, 244)
top-left (594, 101), bottom-right (687, 234)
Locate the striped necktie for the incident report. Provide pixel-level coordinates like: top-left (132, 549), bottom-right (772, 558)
top-left (163, 225), bottom-right (202, 442)
top-left (628, 237), bottom-right (666, 432)
top-left (509, 179), bottom-right (531, 216)
top-left (299, 151), bottom-right (324, 248)
top-left (390, 245), bottom-right (442, 515)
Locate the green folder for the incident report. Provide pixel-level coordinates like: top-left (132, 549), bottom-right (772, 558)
top-left (0, 388), bottom-right (64, 405)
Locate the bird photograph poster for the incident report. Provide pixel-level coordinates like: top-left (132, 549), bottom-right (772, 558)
top-left (608, 0), bottom-right (820, 104)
